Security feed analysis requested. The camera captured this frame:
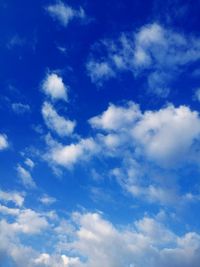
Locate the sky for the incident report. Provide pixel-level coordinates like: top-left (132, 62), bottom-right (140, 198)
top-left (1, 0), bottom-right (200, 266)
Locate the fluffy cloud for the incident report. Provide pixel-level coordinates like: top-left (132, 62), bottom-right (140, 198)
top-left (42, 73), bottom-right (68, 101)
top-left (1, 203), bottom-right (200, 267)
top-left (45, 136), bottom-right (98, 169)
top-left (43, 101), bottom-right (200, 204)
top-left (90, 102), bottom-right (200, 167)
top-left (46, 1), bottom-right (85, 27)
top-left (16, 165), bottom-right (36, 189)
top-left (0, 190), bottom-right (24, 207)
top-left (87, 23), bottom-right (200, 96)
top-left (89, 101), bottom-right (140, 131)
top-left (63, 212), bottom-right (200, 267)
top-left (132, 104), bottom-right (200, 166)
top-left (0, 134), bottom-right (9, 150)
top-left (42, 102), bottom-right (76, 137)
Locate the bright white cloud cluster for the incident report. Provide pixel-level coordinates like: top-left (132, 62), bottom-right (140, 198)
top-left (87, 23), bottom-right (200, 96)
top-left (0, 134), bottom-right (9, 150)
top-left (46, 136), bottom-right (98, 169)
top-left (90, 102), bottom-right (200, 167)
top-left (42, 100), bottom-right (200, 204)
top-left (42, 101), bottom-right (76, 137)
top-left (42, 73), bottom-right (68, 101)
top-left (47, 1), bottom-right (85, 27)
top-left (1, 198), bottom-right (200, 267)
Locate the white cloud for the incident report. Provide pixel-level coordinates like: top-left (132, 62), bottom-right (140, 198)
top-left (86, 61), bottom-right (115, 84)
top-left (24, 158), bottom-right (35, 169)
top-left (12, 102), bottom-right (30, 114)
top-left (47, 1), bottom-right (85, 27)
top-left (42, 73), bottom-right (68, 101)
top-left (90, 102), bottom-right (200, 167)
top-left (16, 165), bottom-right (36, 189)
top-left (0, 190), bottom-right (24, 207)
top-left (39, 194), bottom-right (56, 205)
top-left (132, 104), bottom-right (200, 166)
top-left (0, 205), bottom-right (200, 267)
top-left (89, 101), bottom-right (140, 131)
top-left (0, 134), bottom-right (9, 150)
top-left (46, 137), bottom-right (98, 169)
top-left (87, 102), bottom-right (200, 204)
top-left (12, 209), bottom-right (49, 234)
top-left (87, 23), bottom-right (200, 96)
top-left (67, 212), bottom-right (200, 267)
top-left (42, 101), bottom-right (76, 137)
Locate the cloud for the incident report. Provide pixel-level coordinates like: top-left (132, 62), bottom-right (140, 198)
top-left (90, 102), bottom-right (200, 167)
top-left (86, 61), bottom-right (115, 84)
top-left (12, 209), bottom-right (49, 234)
top-left (45, 136), bottom-right (98, 169)
top-left (42, 101), bottom-right (200, 204)
top-left (39, 194), bottom-right (56, 205)
top-left (12, 102), bottom-right (30, 114)
top-left (42, 101), bottom-right (76, 137)
top-left (16, 165), bottom-right (36, 189)
top-left (194, 88), bottom-right (200, 102)
top-left (46, 1), bottom-right (85, 27)
top-left (66, 212), bottom-right (200, 267)
top-left (42, 73), bottom-right (68, 101)
top-left (0, 190), bottom-right (24, 207)
top-left (0, 134), bottom-right (9, 150)
top-left (87, 23), bottom-right (200, 96)
top-left (89, 101), bottom-right (141, 131)
top-left (132, 104), bottom-right (200, 166)
top-left (24, 158), bottom-right (35, 169)
top-left (1, 203), bottom-right (200, 267)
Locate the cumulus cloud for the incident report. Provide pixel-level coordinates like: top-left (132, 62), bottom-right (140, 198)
top-left (0, 134), bottom-right (9, 150)
top-left (16, 165), bottom-right (36, 189)
top-left (45, 136), bottom-right (98, 169)
top-left (42, 101), bottom-right (76, 137)
top-left (89, 101), bottom-right (140, 131)
top-left (90, 102), bottom-right (200, 167)
top-left (46, 1), bottom-right (85, 27)
top-left (42, 73), bottom-right (68, 101)
top-left (132, 104), bottom-right (200, 165)
top-left (63, 212), bottom-right (200, 267)
top-left (1, 204), bottom-right (200, 267)
top-left (0, 190), bottom-right (24, 207)
top-left (42, 101), bottom-right (200, 203)
top-left (87, 23), bottom-right (200, 96)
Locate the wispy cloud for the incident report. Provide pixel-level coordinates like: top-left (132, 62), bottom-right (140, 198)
top-left (0, 134), bottom-right (9, 151)
top-left (87, 23), bottom-right (200, 96)
top-left (46, 1), bottom-right (85, 27)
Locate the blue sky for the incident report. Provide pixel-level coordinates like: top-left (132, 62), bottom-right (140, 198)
top-left (1, 0), bottom-right (200, 266)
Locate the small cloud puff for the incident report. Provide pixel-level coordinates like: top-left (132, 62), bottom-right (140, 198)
top-left (42, 73), bottom-right (68, 101)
